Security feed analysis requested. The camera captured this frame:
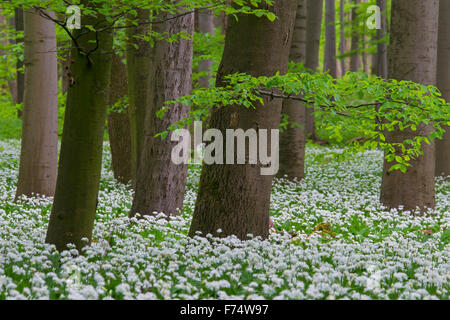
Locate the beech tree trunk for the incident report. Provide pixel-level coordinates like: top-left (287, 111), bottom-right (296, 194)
top-left (380, 0), bottom-right (438, 211)
top-left (339, 0), bottom-right (347, 76)
top-left (278, 0), bottom-right (307, 180)
top-left (15, 8), bottom-right (24, 116)
top-left (107, 54), bottom-right (132, 185)
top-left (129, 11), bottom-right (194, 217)
top-left (15, 8), bottom-right (58, 199)
top-left (350, 0), bottom-right (360, 72)
top-left (0, 13), bottom-right (17, 105)
top-left (304, 0), bottom-right (323, 140)
top-left (46, 5), bottom-right (114, 251)
top-left (126, 9), bottom-right (151, 188)
top-left (436, 0), bottom-right (450, 177)
top-left (197, 9), bottom-right (214, 88)
top-left (371, 0), bottom-right (388, 78)
top-left (323, 0), bottom-right (337, 77)
top-left (189, 0), bottom-right (297, 239)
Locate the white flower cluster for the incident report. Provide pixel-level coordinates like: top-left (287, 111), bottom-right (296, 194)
top-left (0, 140), bottom-right (449, 300)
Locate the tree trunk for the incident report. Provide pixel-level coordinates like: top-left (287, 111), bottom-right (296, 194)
top-left (197, 9), bottom-right (214, 88)
top-left (436, 0), bottom-right (450, 177)
top-left (380, 0), bottom-right (438, 211)
top-left (0, 12), bottom-right (17, 106)
top-left (278, 0), bottom-right (307, 180)
top-left (15, 8), bottom-right (24, 117)
top-left (350, 0), bottom-right (360, 72)
top-left (304, 0), bottom-right (323, 140)
top-left (45, 5), bottom-right (114, 251)
top-left (129, 11), bottom-right (194, 218)
top-left (323, 0), bottom-right (337, 77)
top-left (371, 0), bottom-right (388, 78)
top-left (126, 9), bottom-right (151, 188)
top-left (188, 0), bottom-right (297, 239)
top-left (339, 0), bottom-right (347, 76)
top-left (107, 54), bottom-right (132, 185)
top-left (15, 8), bottom-right (58, 199)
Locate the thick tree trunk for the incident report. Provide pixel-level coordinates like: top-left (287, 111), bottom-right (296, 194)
top-left (278, 0), bottom-right (307, 180)
top-left (197, 9), bottom-right (214, 88)
top-left (323, 0), bottom-right (337, 77)
top-left (371, 0), bottom-right (388, 78)
top-left (45, 6), bottom-right (114, 251)
top-left (304, 0), bottom-right (323, 140)
top-left (130, 11), bottom-right (194, 218)
top-left (436, 0), bottom-right (450, 177)
top-left (339, 0), bottom-right (347, 76)
top-left (188, 0), bottom-right (297, 239)
top-left (126, 9), bottom-right (151, 188)
top-left (350, 0), bottom-right (360, 72)
top-left (380, 0), bottom-right (438, 211)
top-left (107, 54), bottom-right (132, 185)
top-left (15, 8), bottom-right (58, 199)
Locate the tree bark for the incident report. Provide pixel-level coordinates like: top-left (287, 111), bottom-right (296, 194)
top-left (0, 12), bottom-right (17, 106)
top-left (188, 0), bottom-right (297, 239)
top-left (126, 9), bottom-right (151, 188)
top-left (323, 0), bottom-right (337, 77)
top-left (107, 54), bottom-right (132, 185)
top-left (339, 0), bottom-right (347, 76)
top-left (15, 8), bottom-right (24, 116)
top-left (197, 9), bottom-right (214, 88)
top-left (278, 0), bottom-right (307, 180)
top-left (380, 0), bottom-right (438, 211)
top-left (129, 11), bottom-right (194, 218)
top-left (436, 0), bottom-right (450, 177)
top-left (304, 0), bottom-right (323, 140)
top-left (371, 0), bottom-right (388, 78)
top-left (350, 0), bottom-right (360, 72)
top-left (15, 8), bottom-right (58, 199)
top-left (45, 5), bottom-right (114, 251)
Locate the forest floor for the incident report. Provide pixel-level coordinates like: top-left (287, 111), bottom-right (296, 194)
top-left (0, 139), bottom-right (449, 300)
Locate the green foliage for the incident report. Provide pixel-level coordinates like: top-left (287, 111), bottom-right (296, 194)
top-left (163, 70), bottom-right (450, 171)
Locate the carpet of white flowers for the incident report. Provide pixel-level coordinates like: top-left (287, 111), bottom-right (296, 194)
top-left (0, 139), bottom-right (449, 300)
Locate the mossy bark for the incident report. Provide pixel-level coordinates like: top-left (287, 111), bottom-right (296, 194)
top-left (107, 54), bottom-right (132, 185)
top-left (189, 0), bottom-right (297, 239)
top-left (45, 6), bottom-right (114, 251)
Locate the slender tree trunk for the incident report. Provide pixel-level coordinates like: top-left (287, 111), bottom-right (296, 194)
top-left (339, 0), bottom-right (347, 76)
top-left (129, 11), bottom-right (194, 218)
top-left (126, 9), bottom-right (151, 188)
top-left (323, 0), bottom-right (337, 77)
top-left (305, 0), bottom-right (323, 140)
top-left (371, 0), bottom-right (388, 78)
top-left (15, 8), bottom-right (58, 199)
top-left (197, 9), bottom-right (214, 88)
top-left (45, 6), bottom-right (114, 251)
top-left (278, 0), bottom-right (307, 180)
top-left (436, 0), bottom-right (450, 177)
top-left (0, 13), bottom-right (17, 105)
top-left (380, 0), bottom-right (438, 211)
top-left (189, 0), bottom-right (297, 239)
top-left (350, 0), bottom-right (360, 72)
top-left (107, 54), bottom-right (132, 185)
top-left (15, 8), bottom-right (24, 117)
